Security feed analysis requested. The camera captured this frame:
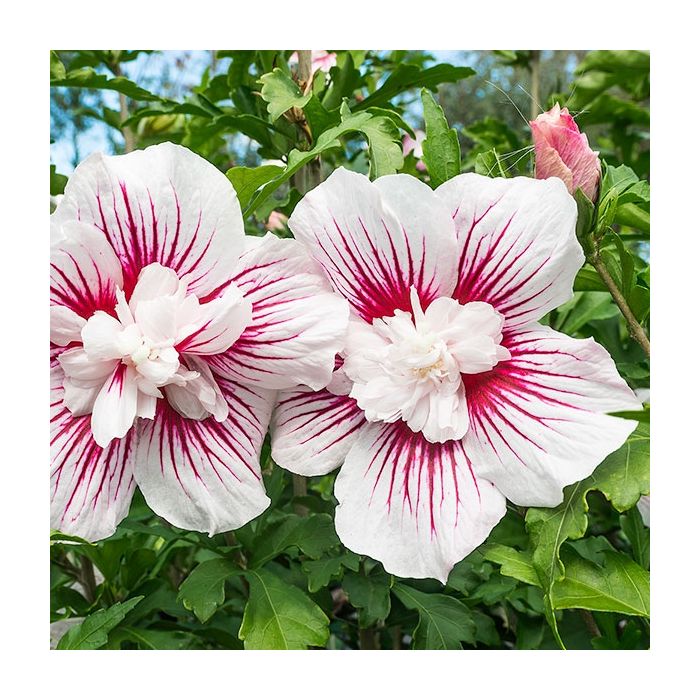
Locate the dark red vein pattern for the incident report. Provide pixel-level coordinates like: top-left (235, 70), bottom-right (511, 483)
top-left (334, 420), bottom-right (506, 582)
top-left (208, 236), bottom-right (347, 390)
top-left (272, 386), bottom-right (366, 476)
top-left (134, 376), bottom-right (275, 534)
top-left (50, 366), bottom-right (136, 539)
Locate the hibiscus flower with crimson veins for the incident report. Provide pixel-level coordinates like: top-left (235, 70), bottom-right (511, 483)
top-left (50, 143), bottom-right (349, 541)
top-left (271, 167), bottom-right (641, 582)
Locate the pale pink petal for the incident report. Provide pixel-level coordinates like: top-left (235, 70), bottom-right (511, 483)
top-left (52, 142), bottom-right (245, 300)
top-left (80, 311), bottom-right (124, 361)
top-left (134, 377), bottom-right (275, 534)
top-left (50, 306), bottom-right (86, 346)
top-left (436, 174), bottom-right (582, 328)
top-left (58, 347), bottom-right (116, 384)
top-left (175, 283), bottom-right (252, 356)
top-left (50, 220), bottom-right (123, 320)
top-left (207, 233), bottom-right (349, 391)
top-left (463, 323), bottom-right (641, 506)
top-left (271, 386), bottom-right (366, 476)
top-left (91, 363), bottom-right (139, 448)
top-left (62, 378), bottom-right (103, 417)
top-left (50, 365), bottom-right (136, 540)
top-left (164, 356), bottom-right (228, 422)
top-left (128, 263), bottom-right (180, 310)
top-left (288, 168), bottom-right (458, 322)
top-left (334, 422), bottom-right (506, 582)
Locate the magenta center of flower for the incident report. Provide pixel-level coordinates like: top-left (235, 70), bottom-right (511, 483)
top-left (342, 288), bottom-right (510, 444)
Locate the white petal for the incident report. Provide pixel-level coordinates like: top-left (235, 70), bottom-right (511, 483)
top-left (164, 356), bottom-right (228, 422)
top-left (136, 392), bottom-right (157, 420)
top-left (208, 234), bottom-right (350, 390)
top-left (50, 306), bottom-right (86, 346)
top-left (91, 364), bottom-right (139, 447)
top-left (129, 263), bottom-right (181, 310)
top-left (133, 294), bottom-right (183, 344)
top-left (52, 142), bottom-right (245, 300)
top-left (435, 174), bottom-right (582, 328)
top-left (135, 377), bottom-right (275, 534)
top-left (81, 311), bottom-right (124, 361)
top-left (58, 347), bottom-right (117, 383)
top-left (289, 168), bottom-right (458, 322)
top-left (62, 377), bottom-right (102, 416)
top-left (464, 323), bottom-right (641, 506)
top-left (50, 364), bottom-right (136, 541)
top-left (176, 283), bottom-right (252, 356)
top-left (334, 422), bottom-right (506, 582)
top-left (50, 219), bottom-right (123, 319)
top-left (271, 386), bottom-right (366, 476)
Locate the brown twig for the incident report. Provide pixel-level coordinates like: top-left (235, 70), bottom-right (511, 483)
top-left (109, 60), bottom-right (136, 153)
top-left (78, 555), bottom-right (97, 603)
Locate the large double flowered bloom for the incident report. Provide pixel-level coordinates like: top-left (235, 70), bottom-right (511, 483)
top-left (271, 168), bottom-right (641, 582)
top-left (50, 143), bottom-right (348, 541)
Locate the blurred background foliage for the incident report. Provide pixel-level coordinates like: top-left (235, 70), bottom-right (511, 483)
top-left (50, 49), bottom-right (650, 651)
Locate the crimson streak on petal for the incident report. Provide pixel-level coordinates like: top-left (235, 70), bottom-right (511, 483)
top-left (271, 387), bottom-right (366, 476)
top-left (50, 366), bottom-right (136, 541)
top-left (463, 323), bottom-right (640, 506)
top-left (134, 376), bottom-right (275, 535)
top-left (334, 421), bottom-right (506, 583)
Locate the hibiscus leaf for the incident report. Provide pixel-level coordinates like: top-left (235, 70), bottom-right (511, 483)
top-left (359, 112), bottom-right (404, 179)
top-left (620, 508), bottom-right (650, 570)
top-left (51, 67), bottom-right (166, 102)
top-left (56, 596), bottom-right (144, 650)
top-left (302, 552), bottom-right (361, 592)
top-left (420, 88), bottom-right (461, 187)
top-left (360, 63), bottom-right (475, 109)
top-left (248, 513), bottom-right (340, 568)
top-left (551, 551), bottom-right (650, 617)
top-left (392, 583), bottom-right (476, 649)
top-left (343, 569), bottom-right (392, 627)
top-left (322, 53), bottom-right (362, 110)
top-left (244, 106), bottom-right (403, 215)
top-left (591, 424), bottom-right (650, 511)
top-left (526, 425), bottom-right (649, 645)
top-left (239, 569), bottom-right (329, 649)
top-left (480, 544), bottom-right (540, 587)
top-left (243, 108), bottom-right (403, 213)
top-left (226, 164), bottom-right (284, 210)
top-left (177, 557), bottom-right (241, 623)
top-left (50, 51), bottom-right (66, 80)
top-left (259, 67), bottom-right (311, 122)
top-left (110, 626), bottom-right (196, 650)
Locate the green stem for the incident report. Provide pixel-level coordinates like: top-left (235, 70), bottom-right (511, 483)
top-left (292, 474), bottom-right (309, 516)
top-left (589, 253), bottom-right (650, 356)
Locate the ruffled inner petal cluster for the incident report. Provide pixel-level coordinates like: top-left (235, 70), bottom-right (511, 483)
top-left (54, 262), bottom-right (251, 447)
top-left (344, 288), bottom-right (510, 443)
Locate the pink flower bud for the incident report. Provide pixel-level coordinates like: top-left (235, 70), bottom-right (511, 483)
top-left (266, 211), bottom-right (288, 232)
top-left (530, 103), bottom-right (601, 202)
